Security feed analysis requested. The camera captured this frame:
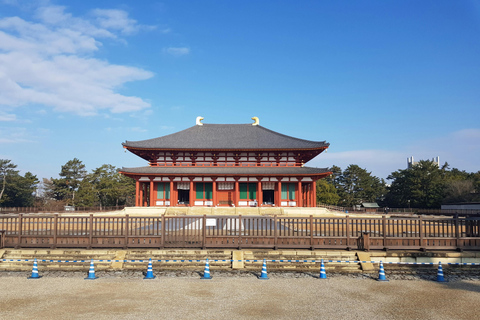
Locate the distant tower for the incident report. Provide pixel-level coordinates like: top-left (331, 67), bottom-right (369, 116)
top-left (407, 156), bottom-right (415, 168)
top-left (407, 156), bottom-right (440, 168)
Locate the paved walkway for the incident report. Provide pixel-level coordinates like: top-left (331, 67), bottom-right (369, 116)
top-left (0, 275), bottom-right (479, 319)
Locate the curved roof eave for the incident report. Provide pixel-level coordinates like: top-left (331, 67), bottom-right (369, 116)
top-left (122, 124), bottom-right (329, 150)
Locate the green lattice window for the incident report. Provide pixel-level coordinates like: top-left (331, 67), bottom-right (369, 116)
top-left (240, 183), bottom-right (256, 200)
top-left (157, 183), bottom-right (170, 200)
top-left (281, 183), bottom-right (295, 200)
top-left (196, 182), bottom-right (212, 200)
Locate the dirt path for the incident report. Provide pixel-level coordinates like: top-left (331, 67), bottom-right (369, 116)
top-left (0, 276), bottom-right (479, 319)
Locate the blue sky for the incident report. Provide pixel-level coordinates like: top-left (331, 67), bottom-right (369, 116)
top-left (1, 0), bottom-right (479, 181)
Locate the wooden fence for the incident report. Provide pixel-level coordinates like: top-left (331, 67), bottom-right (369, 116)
top-left (0, 206), bottom-right (125, 214)
top-left (0, 214), bottom-right (479, 251)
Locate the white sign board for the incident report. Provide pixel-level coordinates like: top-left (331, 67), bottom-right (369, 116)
top-left (206, 219), bottom-right (217, 227)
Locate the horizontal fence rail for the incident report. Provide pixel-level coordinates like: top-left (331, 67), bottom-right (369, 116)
top-left (0, 206), bottom-right (126, 214)
top-left (0, 214), bottom-right (479, 250)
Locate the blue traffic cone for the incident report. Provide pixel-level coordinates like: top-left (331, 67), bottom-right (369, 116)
top-left (144, 258), bottom-right (156, 279)
top-left (28, 258), bottom-right (41, 279)
top-left (436, 261), bottom-right (448, 282)
top-left (319, 259), bottom-right (327, 279)
top-left (85, 259), bottom-right (98, 280)
top-left (377, 261), bottom-right (389, 282)
top-left (258, 259), bottom-right (269, 280)
top-left (201, 258), bottom-right (212, 279)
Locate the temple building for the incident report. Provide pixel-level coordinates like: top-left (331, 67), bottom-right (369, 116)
top-left (120, 117), bottom-right (331, 207)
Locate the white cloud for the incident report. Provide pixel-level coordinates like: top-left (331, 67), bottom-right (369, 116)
top-left (91, 9), bottom-right (140, 35)
top-left (0, 111), bottom-right (16, 121)
top-left (0, 126), bottom-right (32, 143)
top-left (0, 4), bottom-right (155, 118)
top-left (163, 47), bottom-right (190, 56)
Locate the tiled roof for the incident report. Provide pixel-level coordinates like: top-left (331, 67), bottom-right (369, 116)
top-left (120, 166), bottom-right (331, 176)
top-left (122, 124), bottom-right (329, 150)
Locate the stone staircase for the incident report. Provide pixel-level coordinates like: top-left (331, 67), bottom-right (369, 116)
top-left (243, 250), bottom-right (361, 272)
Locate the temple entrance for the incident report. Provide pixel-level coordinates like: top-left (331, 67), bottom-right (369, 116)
top-left (177, 189), bottom-right (190, 205)
top-left (217, 190), bottom-right (233, 206)
top-left (262, 190), bottom-right (274, 205)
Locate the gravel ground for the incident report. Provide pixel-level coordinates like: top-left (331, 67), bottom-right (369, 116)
top-left (1, 271), bottom-right (479, 320)
top-left (2, 268), bottom-right (480, 281)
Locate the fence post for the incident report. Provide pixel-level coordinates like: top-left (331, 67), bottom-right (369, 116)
top-left (88, 214), bottom-right (93, 249)
top-left (161, 214), bottom-right (165, 249)
top-left (362, 232), bottom-right (370, 251)
top-left (0, 230), bottom-right (4, 249)
top-left (382, 215), bottom-right (387, 250)
top-left (274, 215), bottom-right (278, 250)
top-left (202, 215), bottom-right (206, 250)
top-left (346, 215), bottom-right (350, 250)
top-left (52, 214), bottom-right (58, 249)
top-left (124, 214), bottom-right (129, 249)
top-left (419, 216), bottom-right (425, 250)
top-left (16, 214), bottom-right (23, 249)
top-left (310, 215), bottom-right (314, 250)
top-left (455, 214), bottom-right (461, 251)
top-left (238, 215), bottom-right (242, 250)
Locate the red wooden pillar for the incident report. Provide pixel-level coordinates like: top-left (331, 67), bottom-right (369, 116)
top-left (257, 179), bottom-right (262, 206)
top-left (311, 181), bottom-right (316, 207)
top-left (144, 183), bottom-right (148, 207)
top-left (276, 179), bottom-right (282, 207)
top-left (150, 179), bottom-right (154, 207)
top-left (234, 178), bottom-right (239, 207)
top-left (297, 180), bottom-right (302, 207)
top-left (212, 178), bottom-right (217, 206)
top-left (169, 179), bottom-right (174, 206)
top-left (189, 178), bottom-right (194, 207)
top-left (306, 184), bottom-right (310, 207)
top-left (139, 182), bottom-right (144, 207)
top-left (135, 179), bottom-right (140, 207)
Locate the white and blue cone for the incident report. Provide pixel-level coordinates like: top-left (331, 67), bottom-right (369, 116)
top-left (258, 259), bottom-right (269, 280)
top-left (144, 258), bottom-right (156, 279)
top-left (85, 259), bottom-right (98, 280)
top-left (377, 261), bottom-right (389, 282)
top-left (319, 259), bottom-right (327, 279)
top-left (436, 261), bottom-right (448, 282)
top-left (28, 258), bottom-right (41, 279)
top-left (201, 258), bottom-right (212, 279)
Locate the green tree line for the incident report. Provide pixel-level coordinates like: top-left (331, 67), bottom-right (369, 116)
top-left (317, 162), bottom-right (480, 209)
top-left (0, 158), bottom-right (135, 209)
top-left (1, 158), bottom-right (479, 209)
